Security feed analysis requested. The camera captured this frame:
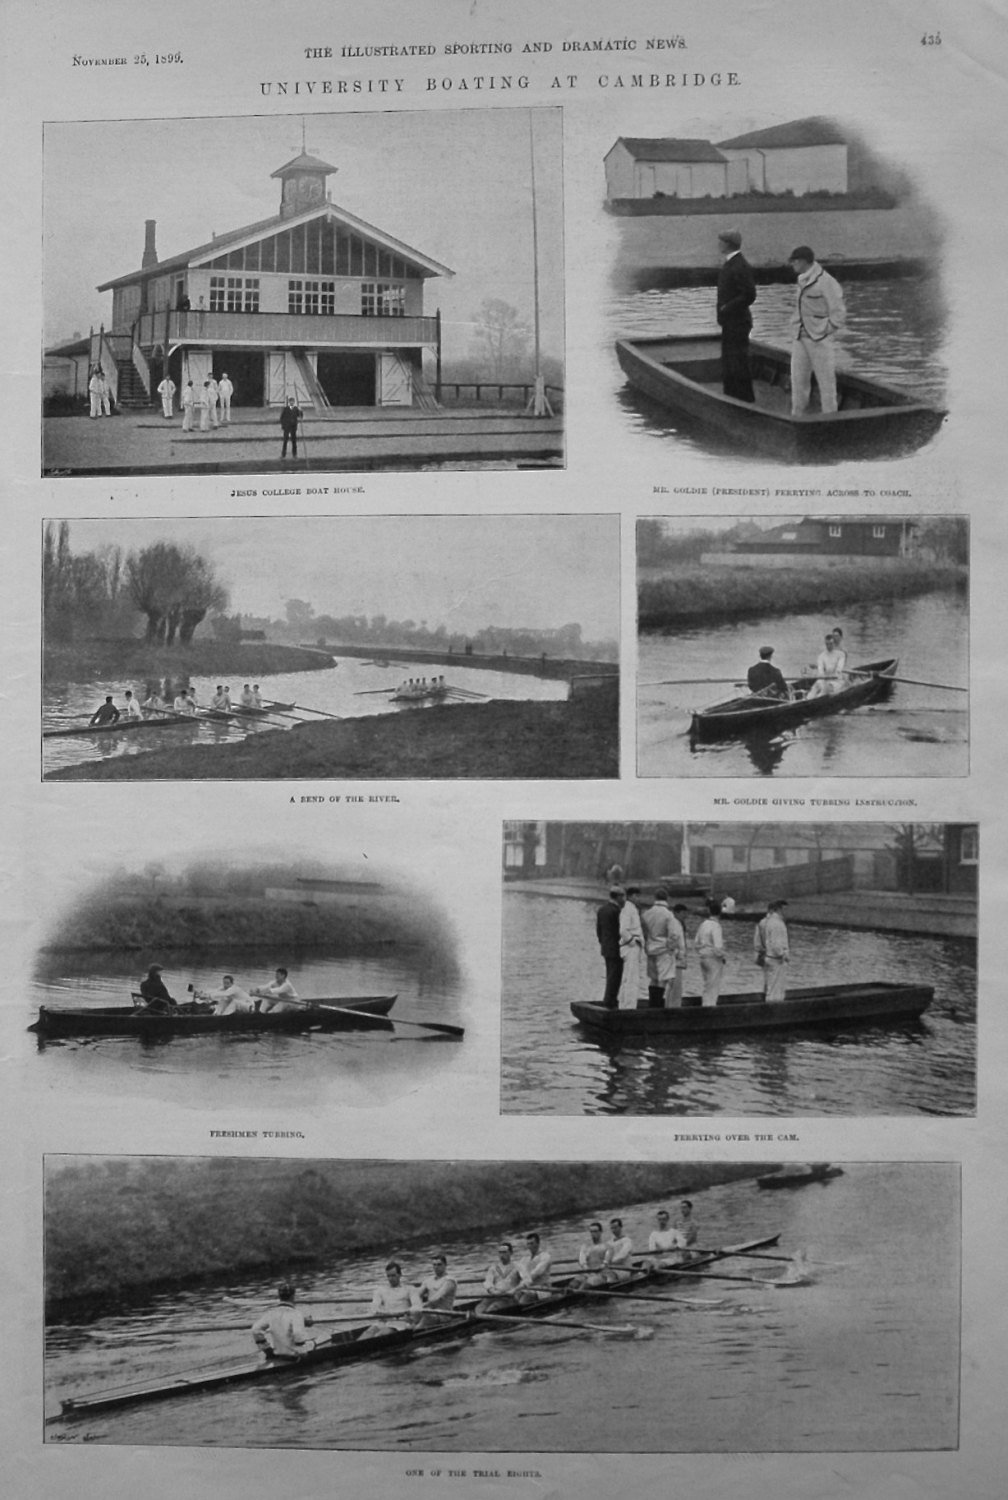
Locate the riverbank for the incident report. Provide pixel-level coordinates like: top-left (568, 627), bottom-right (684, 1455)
top-left (328, 642), bottom-right (618, 682)
top-left (45, 685), bottom-right (620, 781)
top-left (44, 1159), bottom-right (768, 1320)
top-left (44, 638), bottom-right (333, 687)
top-left (638, 562), bottom-right (965, 631)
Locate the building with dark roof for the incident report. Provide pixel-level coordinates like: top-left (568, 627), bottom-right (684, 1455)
top-left (605, 118), bottom-right (849, 200)
top-left (90, 149), bottom-right (453, 411)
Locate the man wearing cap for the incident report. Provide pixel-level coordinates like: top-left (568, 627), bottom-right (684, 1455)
top-left (137, 964), bottom-right (178, 1012)
top-left (754, 900), bottom-right (790, 1003)
top-left (716, 229), bottom-right (757, 402)
top-left (747, 646), bottom-right (790, 700)
top-left (787, 245), bottom-right (846, 416)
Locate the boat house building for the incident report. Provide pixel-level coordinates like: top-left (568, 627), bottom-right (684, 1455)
top-left (604, 118), bottom-right (848, 201)
top-left (705, 516), bottom-right (920, 566)
top-left (91, 151), bottom-right (454, 411)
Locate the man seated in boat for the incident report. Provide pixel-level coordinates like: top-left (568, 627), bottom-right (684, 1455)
top-left (746, 646), bottom-right (790, 700)
top-left (251, 1283), bottom-right (316, 1361)
top-left (252, 967), bottom-right (301, 1013)
top-left (362, 1260), bottom-right (420, 1335)
top-left (477, 1240), bottom-right (524, 1310)
top-left (805, 630), bottom-right (848, 699)
top-left (88, 695), bottom-right (120, 728)
top-left (647, 1207), bottom-right (683, 1265)
top-left (185, 687), bottom-right (199, 715)
top-left (674, 1200), bottom-right (701, 1261)
top-left (193, 973), bottom-right (255, 1016)
top-left (239, 683), bottom-right (257, 709)
top-left (136, 964), bottom-right (178, 1013)
top-left (514, 1231), bottom-right (553, 1305)
top-left (141, 685), bottom-right (168, 715)
top-left (251, 684), bottom-right (264, 708)
top-left (121, 689), bottom-right (143, 722)
top-left (568, 1221), bottom-right (610, 1289)
top-left (209, 684), bottom-right (232, 712)
top-left (604, 1218), bottom-right (635, 1282)
top-left (173, 687), bottom-right (196, 716)
top-left (414, 1253), bottom-right (458, 1329)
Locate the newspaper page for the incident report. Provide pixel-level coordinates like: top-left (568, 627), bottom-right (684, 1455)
top-left (2, 0), bottom-right (1006, 1496)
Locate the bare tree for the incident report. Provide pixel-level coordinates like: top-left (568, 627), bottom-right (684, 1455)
top-left (471, 298), bottom-right (531, 381)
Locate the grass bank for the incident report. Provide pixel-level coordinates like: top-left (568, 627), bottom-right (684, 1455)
top-left (45, 685), bottom-right (619, 782)
top-left (45, 1158), bottom-right (767, 1320)
top-left (638, 562), bottom-right (966, 631)
top-left (44, 638), bottom-right (332, 686)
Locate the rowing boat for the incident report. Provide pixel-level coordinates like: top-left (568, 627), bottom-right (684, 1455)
top-left (615, 335), bottom-right (945, 462)
top-left (29, 994), bottom-right (397, 1040)
top-left (42, 702), bottom-right (296, 740)
top-left (390, 683), bottom-right (450, 704)
top-left (570, 981), bottom-right (932, 1036)
top-left (690, 658), bottom-right (898, 741)
top-left (54, 1234), bottom-right (780, 1418)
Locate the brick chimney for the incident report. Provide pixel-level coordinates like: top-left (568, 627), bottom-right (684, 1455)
top-left (141, 219), bottom-right (158, 268)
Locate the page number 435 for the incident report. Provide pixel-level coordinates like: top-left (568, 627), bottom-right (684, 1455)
top-left (921, 32), bottom-right (941, 45)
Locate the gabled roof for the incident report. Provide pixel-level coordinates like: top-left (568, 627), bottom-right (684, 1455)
top-left (45, 335), bottom-right (91, 357)
top-left (270, 151), bottom-right (339, 178)
top-left (97, 201), bottom-right (453, 292)
top-left (609, 137), bottom-right (727, 164)
top-left (717, 117), bottom-right (847, 150)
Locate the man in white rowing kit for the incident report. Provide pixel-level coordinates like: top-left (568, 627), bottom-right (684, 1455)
top-left (209, 685), bottom-right (232, 712)
top-left (173, 687), bottom-right (196, 716)
top-left (695, 900), bottom-right (727, 1006)
top-left (122, 690), bottom-right (143, 722)
top-left (674, 1200), bottom-right (700, 1260)
top-left (515, 1231), bottom-right (553, 1305)
top-left (647, 1207), bottom-right (680, 1262)
top-left (253, 967), bottom-right (300, 1014)
top-left (570, 1221), bottom-right (609, 1289)
top-left (806, 630), bottom-right (847, 699)
top-left (240, 683), bottom-right (257, 709)
top-left (251, 1283), bottom-right (316, 1360)
top-left (754, 899), bottom-right (791, 1003)
top-left (414, 1254), bottom-right (458, 1329)
top-left (478, 1241), bottom-right (523, 1311)
top-left (251, 684), bottom-right (264, 708)
top-left (363, 1260), bottom-right (420, 1335)
top-left (605, 1218), bottom-right (635, 1282)
top-left (194, 974), bottom-right (255, 1016)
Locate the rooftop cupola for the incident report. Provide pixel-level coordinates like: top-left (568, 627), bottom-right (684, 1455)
top-left (271, 150), bottom-right (339, 219)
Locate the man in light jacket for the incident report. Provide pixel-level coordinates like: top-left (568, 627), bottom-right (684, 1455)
top-left (787, 245), bottom-right (846, 416)
top-left (754, 899), bottom-right (790, 1003)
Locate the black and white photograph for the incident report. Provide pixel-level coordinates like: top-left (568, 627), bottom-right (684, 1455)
top-left (637, 514), bottom-right (969, 777)
top-left (606, 113), bottom-right (946, 463)
top-left (44, 1156), bottom-right (960, 1454)
top-left (501, 821), bottom-right (977, 1116)
top-left (42, 514), bottom-right (619, 781)
top-left (42, 108), bottom-right (564, 476)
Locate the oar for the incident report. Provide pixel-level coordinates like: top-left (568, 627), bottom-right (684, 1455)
top-left (317, 1004), bottom-right (465, 1038)
top-left (353, 688), bottom-right (398, 696)
top-left (642, 677), bottom-right (755, 687)
top-left (575, 1286), bottom-right (725, 1308)
top-left (421, 1307), bottom-right (640, 1338)
top-left (123, 1314), bottom-right (367, 1336)
top-left (846, 671), bottom-right (967, 692)
top-left (690, 1247), bottom-right (803, 1264)
top-left (269, 701), bottom-right (344, 720)
top-left (246, 997), bottom-right (394, 1032)
top-left (658, 1268), bottom-right (776, 1285)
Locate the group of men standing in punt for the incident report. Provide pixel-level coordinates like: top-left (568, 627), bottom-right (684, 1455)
top-left (597, 886), bottom-right (791, 1008)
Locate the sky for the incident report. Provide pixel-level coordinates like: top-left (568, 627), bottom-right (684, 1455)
top-left (42, 107), bottom-right (564, 361)
top-left (56, 514), bottom-right (619, 638)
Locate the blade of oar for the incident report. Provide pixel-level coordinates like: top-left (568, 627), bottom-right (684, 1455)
top-left (318, 1003), bottom-right (465, 1038)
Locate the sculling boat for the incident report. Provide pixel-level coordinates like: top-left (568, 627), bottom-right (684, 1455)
top-left (42, 703), bottom-right (296, 740)
top-left (390, 682), bottom-right (450, 704)
top-left (29, 994), bottom-right (397, 1040)
top-left (54, 1234), bottom-right (780, 1418)
top-left (690, 658), bottom-right (899, 741)
top-left (615, 335), bottom-right (945, 462)
top-left (570, 981), bottom-right (932, 1036)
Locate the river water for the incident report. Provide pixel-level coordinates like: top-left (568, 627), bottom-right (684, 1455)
top-left (608, 277), bottom-right (946, 462)
top-left (638, 588), bottom-right (968, 777)
top-left (44, 1162), bottom-right (958, 1452)
top-left (501, 893), bottom-right (975, 1117)
top-left (42, 659), bottom-right (568, 774)
top-left (29, 950), bottom-right (467, 1112)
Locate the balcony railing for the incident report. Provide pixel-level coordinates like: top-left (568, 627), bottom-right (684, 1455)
top-left (135, 310), bottom-right (439, 349)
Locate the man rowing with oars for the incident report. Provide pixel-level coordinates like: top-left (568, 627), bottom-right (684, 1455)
top-left (192, 973), bottom-right (255, 1016)
top-left (363, 1260), bottom-right (420, 1335)
top-left (605, 1218), bottom-right (634, 1283)
top-left (251, 1283), bottom-right (316, 1360)
top-left (414, 1253), bottom-right (457, 1329)
top-left (514, 1231), bottom-right (553, 1305)
top-left (477, 1240), bottom-right (523, 1311)
top-left (252, 967), bottom-right (300, 1014)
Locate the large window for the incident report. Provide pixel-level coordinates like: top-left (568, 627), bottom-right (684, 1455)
top-left (361, 281), bottom-right (407, 317)
top-left (209, 276), bottom-right (259, 312)
top-left (288, 279), bottom-right (336, 315)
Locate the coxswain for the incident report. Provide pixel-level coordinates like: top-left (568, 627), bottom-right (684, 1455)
top-left (193, 974), bottom-right (255, 1016)
top-left (477, 1241), bottom-right (523, 1311)
top-left (363, 1261), bottom-right (420, 1335)
top-left (122, 689), bottom-right (143, 722)
top-left (746, 646), bottom-right (789, 700)
top-left (252, 967), bottom-right (300, 1014)
top-left (570, 1221), bottom-right (609, 1289)
top-left (251, 1283), bottom-right (316, 1360)
top-left (138, 964), bottom-right (177, 1013)
top-left (605, 1218), bottom-right (634, 1282)
top-left (414, 1253), bottom-right (457, 1328)
top-left (89, 696), bottom-right (120, 728)
top-left (515, 1231), bottom-right (553, 1305)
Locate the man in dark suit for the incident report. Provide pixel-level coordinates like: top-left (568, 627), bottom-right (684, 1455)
top-left (746, 645), bottom-right (789, 699)
top-left (596, 886), bottom-right (626, 1009)
top-left (715, 229), bottom-right (757, 402)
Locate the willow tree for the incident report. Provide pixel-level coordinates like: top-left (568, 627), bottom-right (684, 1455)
top-left (126, 542), bottom-right (228, 646)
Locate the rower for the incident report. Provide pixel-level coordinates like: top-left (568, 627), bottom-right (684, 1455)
top-left (174, 688), bottom-right (195, 716)
top-left (477, 1241), bottom-right (523, 1311)
top-left (251, 1283), bottom-right (316, 1360)
top-left (240, 683), bottom-right (256, 709)
top-left (142, 687), bottom-right (167, 715)
top-left (186, 687), bottom-right (199, 714)
top-left (193, 974), bottom-right (254, 1016)
top-left (605, 1218), bottom-right (634, 1282)
top-left (570, 1220), bottom-right (609, 1288)
top-left (806, 630), bottom-right (846, 699)
top-left (137, 964), bottom-right (177, 1013)
top-left (122, 690), bottom-right (143, 721)
top-left (746, 646), bottom-right (789, 700)
top-left (252, 967), bottom-right (300, 1014)
top-left (251, 684), bottom-right (264, 708)
top-left (363, 1260), bottom-right (420, 1335)
top-left (415, 1253), bottom-right (457, 1328)
top-left (209, 684), bottom-right (232, 712)
top-left (89, 695), bottom-right (120, 728)
top-left (647, 1208), bottom-right (680, 1261)
top-left (674, 1200), bottom-right (700, 1260)
top-left (515, 1231), bottom-right (553, 1305)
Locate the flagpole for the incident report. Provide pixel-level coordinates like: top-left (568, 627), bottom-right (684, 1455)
top-left (525, 110), bottom-right (552, 418)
